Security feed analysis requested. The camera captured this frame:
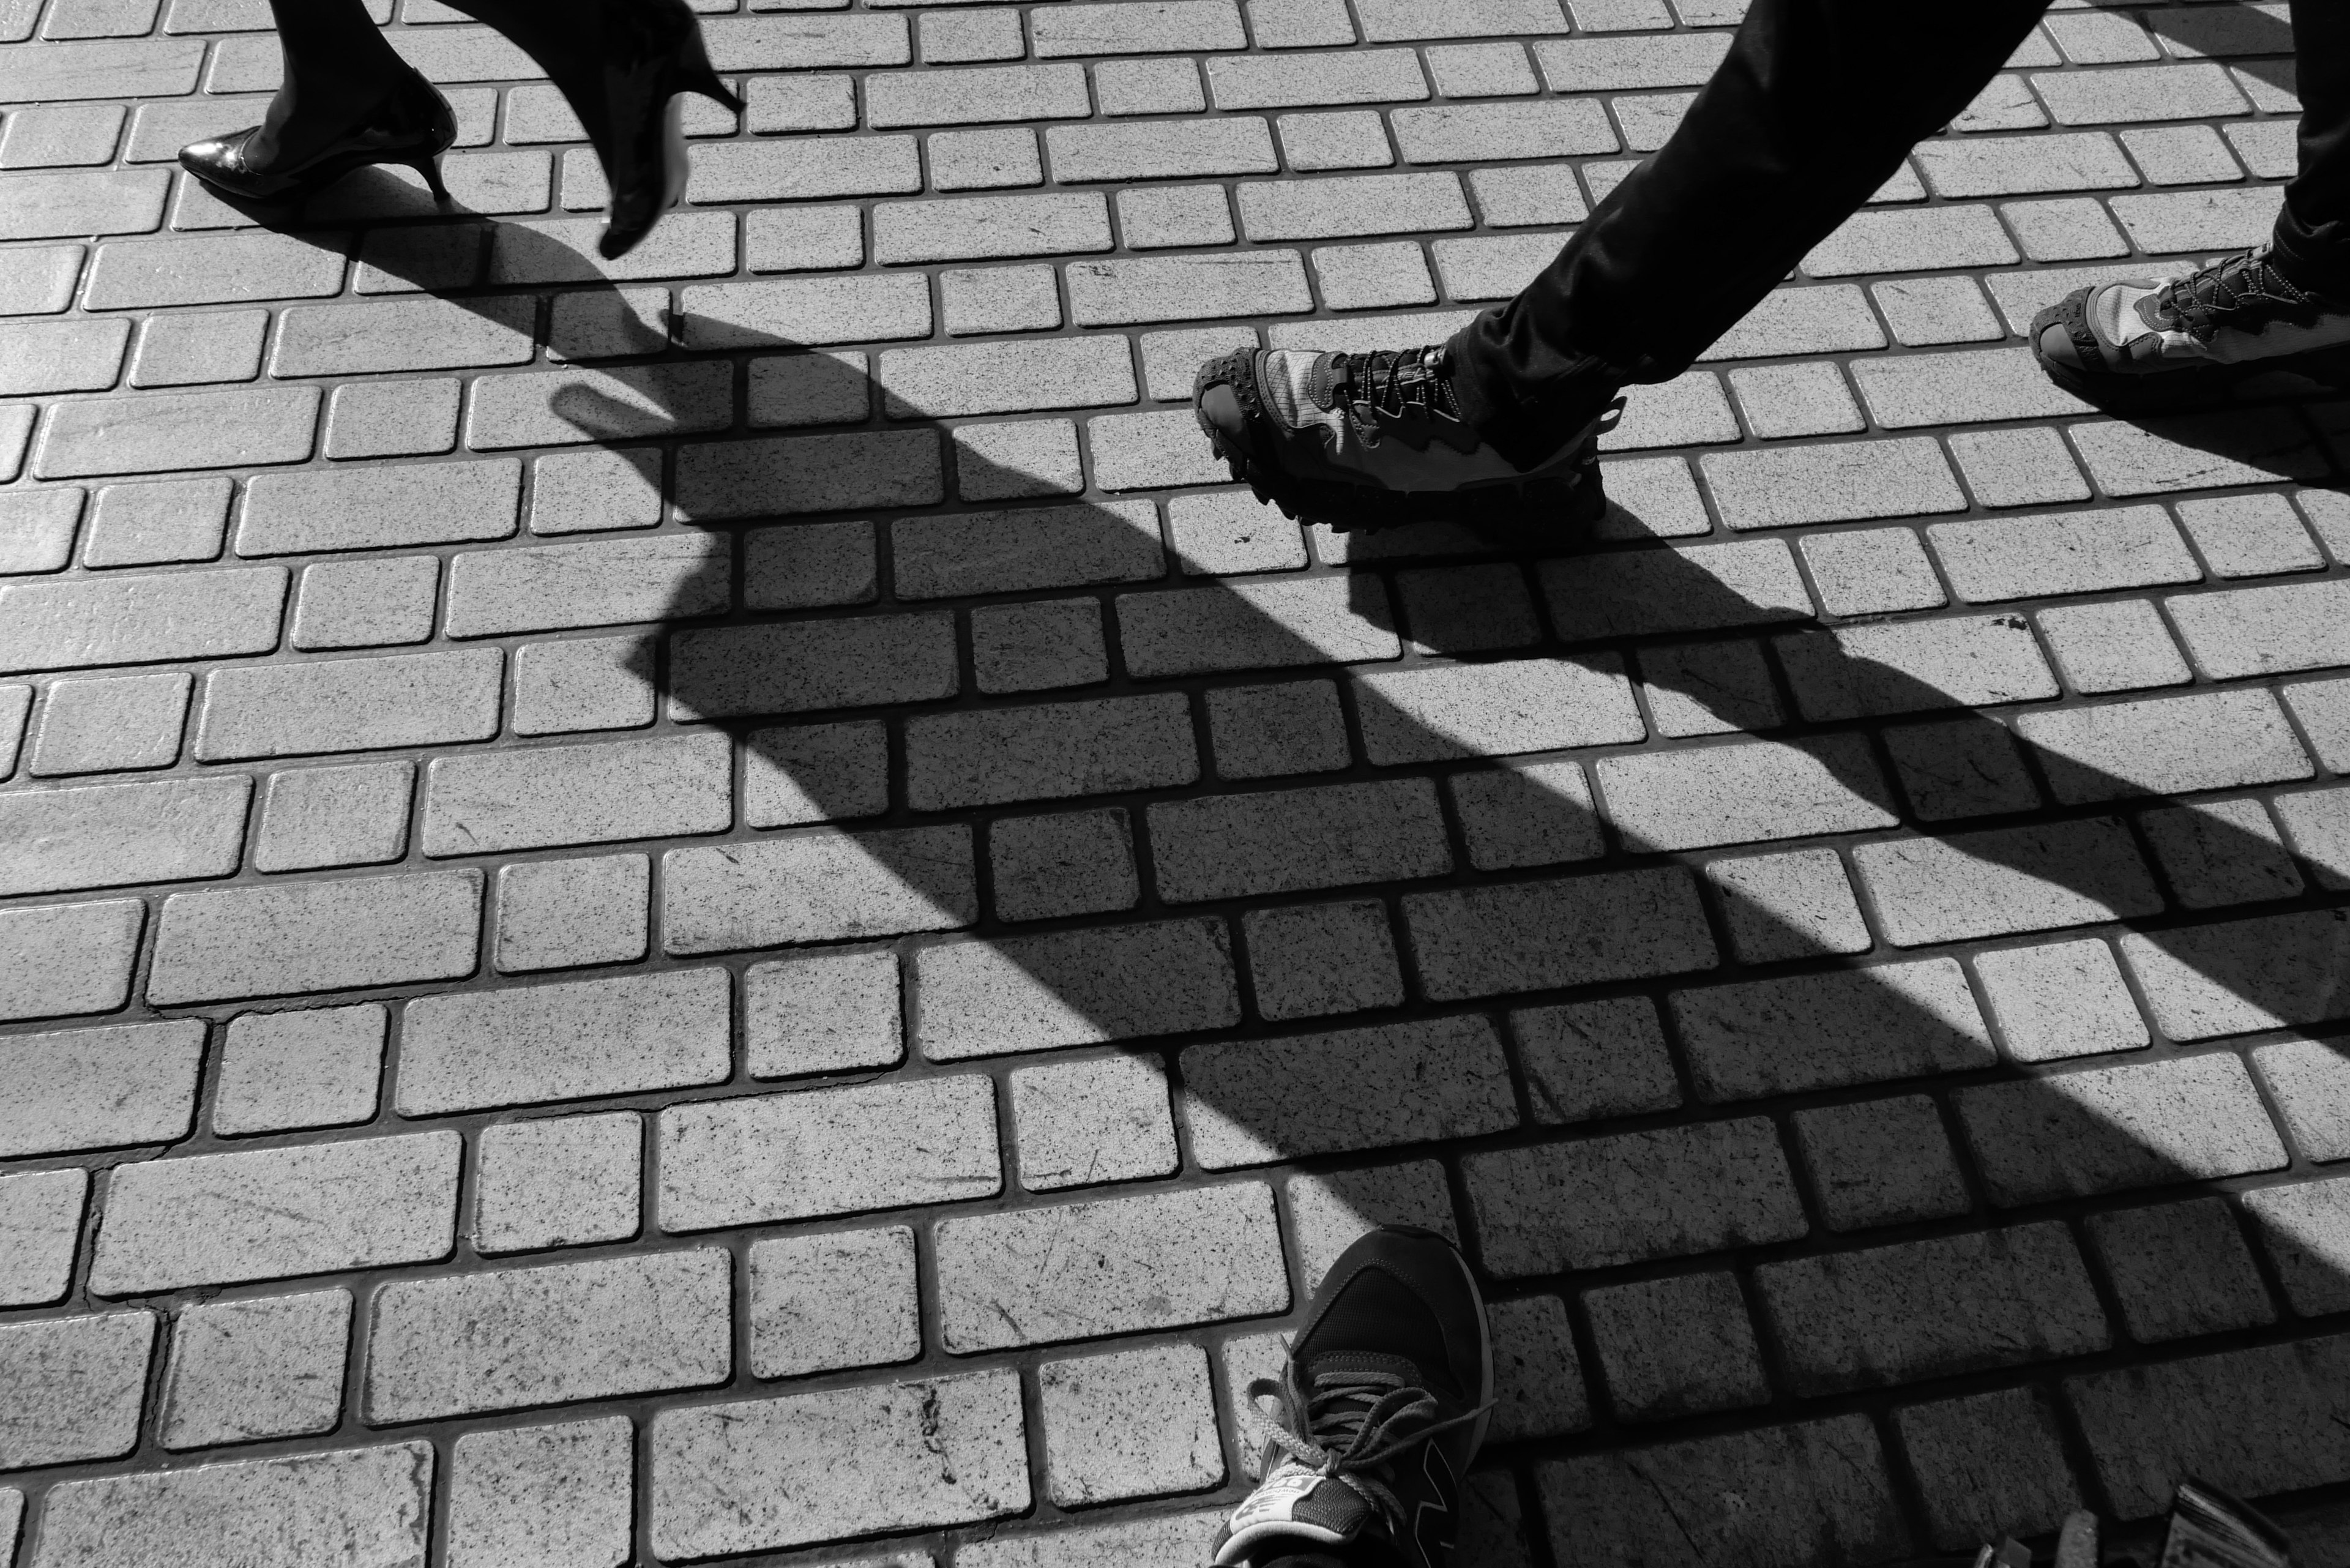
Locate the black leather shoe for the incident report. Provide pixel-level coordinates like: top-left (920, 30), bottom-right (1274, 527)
top-left (593, 0), bottom-right (744, 259)
top-left (179, 72), bottom-right (457, 206)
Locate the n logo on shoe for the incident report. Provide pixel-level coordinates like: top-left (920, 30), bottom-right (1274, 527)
top-left (1411, 1444), bottom-right (1459, 1568)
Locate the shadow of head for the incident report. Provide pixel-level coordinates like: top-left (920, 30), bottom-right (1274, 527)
top-left (231, 173), bottom-right (2350, 1544)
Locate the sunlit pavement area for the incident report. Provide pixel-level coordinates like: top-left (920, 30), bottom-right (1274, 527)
top-left (6, 1), bottom-right (2350, 1564)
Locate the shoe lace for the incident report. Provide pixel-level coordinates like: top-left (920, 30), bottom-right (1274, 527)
top-left (1247, 1368), bottom-right (1488, 1538)
top-left (2154, 250), bottom-right (2313, 342)
top-left (1329, 346), bottom-right (1461, 421)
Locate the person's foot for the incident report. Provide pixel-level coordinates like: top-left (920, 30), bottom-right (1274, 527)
top-left (591, 0), bottom-right (743, 259)
top-left (2032, 245), bottom-right (2350, 409)
top-left (1211, 1226), bottom-right (1492, 1568)
top-left (1193, 343), bottom-right (1621, 533)
top-left (179, 72), bottom-right (456, 206)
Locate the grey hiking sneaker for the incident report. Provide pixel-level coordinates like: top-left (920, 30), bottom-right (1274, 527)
top-left (2032, 245), bottom-right (2350, 409)
top-left (1193, 343), bottom-right (1621, 532)
top-left (1211, 1226), bottom-right (1493, 1568)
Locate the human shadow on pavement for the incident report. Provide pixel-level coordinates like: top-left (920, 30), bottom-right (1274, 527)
top-left (203, 177), bottom-right (2350, 1561)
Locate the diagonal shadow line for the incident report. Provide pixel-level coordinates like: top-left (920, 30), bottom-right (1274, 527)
top-left (2132, 2), bottom-right (2296, 97)
top-left (165, 186), bottom-right (2350, 1559)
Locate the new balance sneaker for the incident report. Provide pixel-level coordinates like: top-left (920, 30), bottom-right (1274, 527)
top-left (2032, 245), bottom-right (2350, 409)
top-left (1193, 343), bottom-right (1621, 532)
top-left (1211, 1226), bottom-right (1493, 1568)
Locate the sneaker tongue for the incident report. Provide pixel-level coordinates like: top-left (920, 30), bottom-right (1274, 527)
top-left (1212, 1461), bottom-right (1379, 1567)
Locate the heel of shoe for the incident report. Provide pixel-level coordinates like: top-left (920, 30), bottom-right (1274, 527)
top-left (405, 148), bottom-right (451, 204)
top-left (676, 23), bottom-right (744, 113)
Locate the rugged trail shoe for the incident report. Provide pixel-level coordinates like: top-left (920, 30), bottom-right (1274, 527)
top-left (1193, 344), bottom-right (1621, 533)
top-left (1211, 1226), bottom-right (1493, 1568)
top-left (2032, 246), bottom-right (2350, 409)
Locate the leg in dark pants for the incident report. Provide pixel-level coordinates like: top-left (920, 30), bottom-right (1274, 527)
top-left (1447, 0), bottom-right (2051, 465)
top-left (2272, 0), bottom-right (2350, 283)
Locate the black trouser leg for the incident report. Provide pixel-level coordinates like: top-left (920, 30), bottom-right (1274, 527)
top-left (2272, 0), bottom-right (2350, 282)
top-left (254, 0), bottom-right (418, 163)
top-left (1447, 0), bottom-right (2051, 464)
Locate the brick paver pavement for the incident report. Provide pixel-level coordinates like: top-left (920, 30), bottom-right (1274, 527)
top-left (6, 0), bottom-right (2350, 1564)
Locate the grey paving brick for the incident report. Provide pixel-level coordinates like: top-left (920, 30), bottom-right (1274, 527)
top-left (1243, 898), bottom-right (1404, 1020)
top-left (92, 1130), bottom-right (459, 1294)
top-left (1599, 735), bottom-right (1893, 853)
top-left (35, 1443), bottom-right (432, 1568)
top-left (1357, 0), bottom-right (1569, 40)
top-left (651, 1373), bottom-right (1028, 1560)
top-left (0, 1018), bottom-right (202, 1157)
top-left (1795, 1096), bottom-right (1972, 1233)
top-left (742, 719), bottom-right (888, 827)
top-left (2242, 1178), bottom-right (2350, 1315)
top-left (1958, 1053), bottom-right (2288, 1206)
top-left (1010, 1054), bottom-right (1176, 1189)
top-left (0, 485), bottom-right (83, 573)
top-left (0, 1168), bottom-right (88, 1308)
top-left (925, 8), bottom-right (1026, 63)
top-left (237, 457), bottom-right (520, 556)
top-left (990, 806), bottom-right (1136, 917)
top-left (1031, 0), bottom-right (1243, 56)
top-left (1151, 778), bottom-right (1449, 902)
top-left (703, 12), bottom-right (908, 69)
top-left (2066, 1337), bottom-right (2350, 1517)
top-left (1204, 47), bottom-right (1425, 110)
top-left (1207, 679), bottom-right (1349, 778)
top-left (2071, 408), bottom-right (2326, 499)
top-left (0, 561), bottom-right (284, 673)
top-left (128, 305), bottom-right (268, 388)
top-left (512, 635), bottom-right (657, 736)
top-left (1882, 715), bottom-right (2040, 819)
top-left (1778, 616), bottom-right (2058, 722)
top-left (490, 212), bottom-right (739, 286)
top-left (1974, 938), bottom-right (2148, 1064)
top-left (669, 610), bottom-right (953, 721)
top-left (194, 647), bottom-right (502, 760)
top-left (1854, 817), bottom-right (2161, 946)
top-left (214, 1004), bottom-right (384, 1136)
top-left (531, 448), bottom-right (662, 536)
top-left (1673, 960), bottom-right (1994, 1102)
top-left (0, 895), bottom-right (141, 1022)
top-left (1760, 1223), bottom-right (2106, 1394)
top-left (1039, 1344), bottom-right (1219, 1506)
top-left (2254, 1037), bottom-right (2350, 1162)
top-left (464, 362), bottom-right (733, 450)
top-left (323, 378), bottom-right (461, 461)
top-left (0, 167), bottom-right (165, 240)
top-left (0, 774), bottom-right (248, 897)
top-left (494, 854), bottom-right (651, 973)
top-left (1466, 1118), bottom-right (1805, 1276)
top-left (1927, 505), bottom-right (2197, 602)
top-left (401, 968), bottom-right (726, 1117)
top-left (1913, 131), bottom-right (2138, 197)
top-left (0, 1311), bottom-right (154, 1468)
top-left (2037, 599), bottom-right (2192, 694)
top-left (941, 262), bottom-right (1062, 334)
top-left (1283, 1161), bottom-right (1459, 1294)
top-left (914, 917), bottom-right (1238, 1059)
top-left (663, 826), bottom-right (975, 953)
top-left (1542, 539), bottom-right (1813, 641)
top-left (1118, 575), bottom-right (1394, 678)
top-left (744, 523), bottom-right (876, 614)
top-left (2169, 578), bottom-right (2350, 678)
top-left (1058, 119), bottom-right (1277, 195)
top-left (659, 1077), bottom-right (998, 1231)
top-left (1237, 170), bottom-right (1469, 241)
top-left (2087, 1197), bottom-right (2274, 1342)
top-left (1445, 759), bottom-right (1602, 870)
top-left (1182, 1015), bottom-right (1515, 1167)
top-left (1545, 1420), bottom-right (1906, 1568)
top-left (1873, 276), bottom-right (2005, 348)
top-left (0, 316), bottom-right (129, 395)
top-left (1699, 285), bottom-right (1890, 365)
top-left (1089, 406), bottom-right (1233, 488)
top-left (2013, 688), bottom-right (2311, 803)
top-left (2176, 493), bottom-right (2322, 579)
top-left (35, 383), bottom-right (316, 479)
top-left (674, 429), bottom-right (945, 520)
top-left (1897, 1388), bottom-right (2085, 1553)
top-left (747, 948), bottom-right (903, 1078)
top-left (159, 1290), bottom-right (349, 1450)
top-left (0, 242), bottom-right (83, 315)
top-left (907, 692), bottom-right (1196, 808)
top-left (1513, 996), bottom-right (1680, 1126)
top-left (448, 1418), bottom-right (633, 1568)
top-left (35, 1444), bottom-right (433, 1568)
top-left (957, 418), bottom-right (1086, 501)
top-left (1586, 1271), bottom-right (1767, 1422)
top-left (366, 1249), bottom-right (729, 1422)
top-left (931, 125), bottom-right (1046, 189)
top-left (29, 677), bottom-right (200, 780)
top-left (879, 336), bottom-right (1131, 421)
top-left (474, 1112), bottom-right (641, 1255)
top-left (2141, 795), bottom-right (2302, 909)
top-left (270, 293), bottom-right (531, 378)
top-left (1485, 1294), bottom-right (1591, 1441)
top-left (867, 61), bottom-right (1086, 127)
top-left (747, 1226), bottom-right (921, 1378)
top-left (1354, 656), bottom-right (1640, 763)
top-left (1406, 865), bottom-right (1716, 1002)
top-left (420, 732), bottom-right (729, 857)
top-left (936, 1182), bottom-right (1285, 1350)
top-left (2124, 909), bottom-right (2350, 1042)
top-left (253, 760), bottom-right (412, 872)
top-left (1066, 250), bottom-right (1308, 327)
top-left (1699, 436), bottom-right (1964, 531)
top-left (1803, 203), bottom-right (2020, 276)
top-left (2286, 675), bottom-right (2350, 772)
top-left (148, 868), bottom-right (482, 1005)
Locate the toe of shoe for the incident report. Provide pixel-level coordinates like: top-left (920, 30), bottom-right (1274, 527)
top-left (2035, 318), bottom-right (2088, 372)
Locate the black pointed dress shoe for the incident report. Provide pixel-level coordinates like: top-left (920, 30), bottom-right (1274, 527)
top-left (592, 0), bottom-right (744, 259)
top-left (179, 72), bottom-right (457, 206)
